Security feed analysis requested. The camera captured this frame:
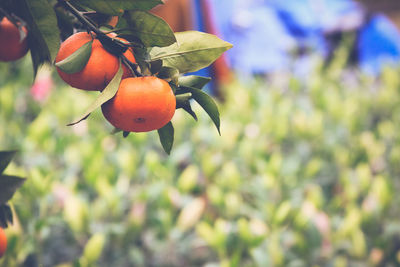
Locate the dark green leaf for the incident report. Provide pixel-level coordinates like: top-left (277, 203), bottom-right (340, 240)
top-left (71, 0), bottom-right (163, 15)
top-left (181, 86), bottom-right (220, 135)
top-left (118, 10), bottom-right (176, 47)
top-left (67, 62), bottom-right (123, 126)
top-left (55, 40), bottom-right (92, 74)
top-left (0, 150), bottom-right (17, 175)
top-left (158, 122), bottom-right (174, 155)
top-left (20, 0), bottom-right (60, 76)
top-left (157, 66), bottom-right (179, 84)
top-left (0, 204), bottom-right (13, 228)
top-left (178, 75), bottom-right (211, 90)
top-left (150, 59), bottom-right (162, 75)
top-left (0, 175), bottom-right (26, 204)
top-left (177, 100), bottom-right (197, 121)
top-left (149, 31), bottom-right (233, 74)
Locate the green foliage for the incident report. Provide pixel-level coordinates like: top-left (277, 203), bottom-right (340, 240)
top-left (1, 48), bottom-right (400, 265)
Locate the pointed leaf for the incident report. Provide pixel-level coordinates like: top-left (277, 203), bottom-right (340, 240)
top-left (158, 122), bottom-right (174, 155)
top-left (68, 62), bottom-right (123, 126)
top-left (179, 101), bottom-right (198, 121)
top-left (55, 40), bottom-right (93, 74)
top-left (181, 86), bottom-right (220, 135)
top-left (20, 0), bottom-right (60, 76)
top-left (118, 10), bottom-right (176, 47)
top-left (0, 150), bottom-right (17, 175)
top-left (178, 75), bottom-right (211, 90)
top-left (149, 31), bottom-right (233, 73)
top-left (0, 175), bottom-right (26, 204)
top-left (71, 0), bottom-right (163, 14)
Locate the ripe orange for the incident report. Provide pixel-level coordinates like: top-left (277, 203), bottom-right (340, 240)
top-left (55, 32), bottom-right (136, 91)
top-left (0, 17), bottom-right (28, 61)
top-left (101, 76), bottom-right (176, 132)
top-left (0, 228), bottom-right (7, 258)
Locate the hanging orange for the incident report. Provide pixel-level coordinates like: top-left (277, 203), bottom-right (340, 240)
top-left (0, 17), bottom-right (29, 62)
top-left (0, 228), bottom-right (7, 258)
top-left (102, 77), bottom-right (176, 132)
top-left (55, 32), bottom-right (136, 91)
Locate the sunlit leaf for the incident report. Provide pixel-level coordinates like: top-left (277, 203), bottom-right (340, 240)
top-left (149, 31), bottom-right (233, 74)
top-left (55, 40), bottom-right (92, 74)
top-left (68, 62), bottom-right (123, 126)
top-left (157, 122), bottom-right (174, 155)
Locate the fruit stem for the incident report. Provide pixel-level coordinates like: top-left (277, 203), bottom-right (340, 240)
top-left (121, 55), bottom-right (142, 77)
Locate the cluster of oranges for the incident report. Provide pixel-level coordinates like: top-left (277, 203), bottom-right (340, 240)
top-left (0, 15), bottom-right (176, 133)
top-left (55, 32), bottom-right (176, 133)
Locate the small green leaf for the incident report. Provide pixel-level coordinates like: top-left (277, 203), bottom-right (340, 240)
top-left (0, 150), bottom-right (17, 175)
top-left (178, 75), bottom-right (211, 89)
top-left (158, 122), bottom-right (174, 155)
top-left (181, 86), bottom-right (220, 135)
top-left (68, 62), bottom-right (123, 126)
top-left (71, 0), bottom-right (163, 14)
top-left (0, 175), bottom-right (26, 204)
top-left (118, 10), bottom-right (176, 47)
top-left (149, 31), bottom-right (233, 73)
top-left (55, 40), bottom-right (93, 74)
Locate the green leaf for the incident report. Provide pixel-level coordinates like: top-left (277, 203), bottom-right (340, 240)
top-left (181, 86), bottom-right (220, 134)
top-left (0, 150), bottom-right (17, 175)
top-left (178, 75), bottom-right (211, 89)
top-left (149, 31), bottom-right (233, 74)
top-left (118, 10), bottom-right (176, 47)
top-left (0, 204), bottom-right (13, 228)
top-left (71, 0), bottom-right (163, 15)
top-left (176, 99), bottom-right (197, 121)
top-left (0, 175), bottom-right (26, 204)
top-left (55, 40), bottom-right (92, 74)
top-left (157, 122), bottom-right (174, 155)
top-left (157, 66), bottom-right (179, 84)
top-left (67, 62), bottom-right (123, 126)
top-left (20, 0), bottom-right (60, 76)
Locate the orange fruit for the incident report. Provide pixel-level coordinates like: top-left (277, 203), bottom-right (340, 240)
top-left (0, 228), bottom-right (7, 258)
top-left (102, 76), bottom-right (176, 132)
top-left (55, 32), bottom-right (136, 91)
top-left (0, 17), bottom-right (28, 61)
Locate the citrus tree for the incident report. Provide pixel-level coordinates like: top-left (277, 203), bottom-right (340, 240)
top-left (0, 0), bottom-right (231, 235)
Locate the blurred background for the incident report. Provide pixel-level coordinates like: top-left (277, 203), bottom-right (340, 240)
top-left (1, 0), bottom-right (400, 266)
